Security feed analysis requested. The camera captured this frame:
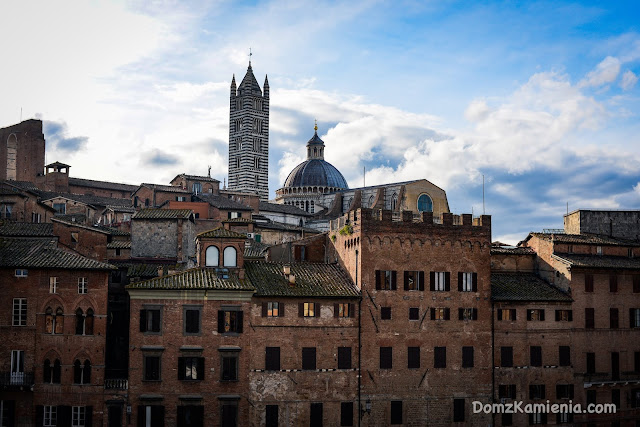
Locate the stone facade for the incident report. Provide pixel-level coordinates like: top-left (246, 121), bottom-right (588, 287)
top-left (0, 120), bottom-right (45, 183)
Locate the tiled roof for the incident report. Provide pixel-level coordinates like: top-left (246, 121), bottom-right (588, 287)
top-left (132, 209), bottom-right (194, 220)
top-left (172, 174), bottom-right (220, 183)
top-left (104, 205), bottom-right (136, 213)
top-left (0, 222), bottom-right (53, 237)
top-left (197, 227), bottom-right (246, 239)
top-left (1, 180), bottom-right (42, 193)
top-left (256, 220), bottom-right (318, 233)
top-left (491, 273), bottom-right (572, 302)
top-left (195, 194), bottom-right (252, 211)
top-left (245, 261), bottom-right (360, 298)
top-left (0, 237), bottom-right (114, 270)
top-left (258, 201), bottom-right (313, 216)
top-left (110, 262), bottom-right (177, 278)
top-left (491, 247), bottom-right (536, 255)
top-left (69, 177), bottom-right (138, 193)
top-left (51, 218), bottom-right (112, 234)
top-left (107, 240), bottom-right (131, 249)
top-left (222, 218), bottom-right (255, 223)
top-left (40, 191), bottom-right (133, 208)
top-left (135, 183), bottom-right (191, 194)
top-left (92, 225), bottom-right (131, 236)
top-left (528, 232), bottom-right (640, 247)
top-left (552, 253), bottom-right (640, 270)
top-left (46, 161), bottom-right (70, 168)
top-left (244, 240), bottom-right (270, 259)
top-left (126, 267), bottom-right (254, 291)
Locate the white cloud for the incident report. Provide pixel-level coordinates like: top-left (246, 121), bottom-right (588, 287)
top-left (620, 70), bottom-right (639, 90)
top-left (579, 56), bottom-right (621, 88)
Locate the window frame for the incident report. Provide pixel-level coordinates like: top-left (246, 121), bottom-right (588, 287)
top-left (12, 298), bottom-right (27, 327)
top-left (302, 347), bottom-right (317, 370)
top-left (178, 356), bottom-right (204, 381)
top-left (77, 277), bottom-right (87, 294)
top-left (220, 350), bottom-right (239, 382)
top-left (218, 308), bottom-right (244, 334)
top-left (375, 270), bottom-right (397, 290)
top-left (338, 347), bottom-right (352, 370)
top-left (434, 346), bottom-right (447, 369)
top-left (183, 305), bottom-right (202, 336)
top-left (49, 277), bottom-right (58, 294)
top-left (143, 355), bottom-right (161, 382)
top-left (140, 305), bottom-right (163, 334)
top-left (380, 347), bottom-right (393, 369)
top-left (462, 346), bottom-right (474, 368)
top-left (403, 270), bottom-right (425, 291)
top-left (407, 347), bottom-right (420, 369)
top-left (265, 347), bottom-right (281, 371)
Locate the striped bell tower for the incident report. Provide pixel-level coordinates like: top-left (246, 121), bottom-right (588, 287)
top-left (228, 61), bottom-right (270, 201)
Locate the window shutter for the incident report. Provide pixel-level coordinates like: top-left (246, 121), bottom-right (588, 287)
top-left (334, 304), bottom-right (339, 318)
top-left (36, 406), bottom-right (44, 427)
top-left (237, 311), bottom-right (243, 332)
top-left (137, 406), bottom-right (145, 427)
top-left (430, 272), bottom-right (435, 291)
top-left (218, 311), bottom-right (225, 333)
top-left (58, 405), bottom-right (72, 427)
top-left (634, 275), bottom-right (640, 293)
top-left (151, 311), bottom-right (160, 332)
top-left (472, 273), bottom-right (478, 292)
top-left (178, 358), bottom-right (185, 380)
top-left (419, 271), bottom-right (425, 291)
top-left (473, 308), bottom-right (478, 320)
top-left (569, 385), bottom-right (574, 399)
top-left (497, 309), bottom-right (502, 321)
top-left (151, 406), bottom-right (165, 427)
top-left (391, 271), bottom-right (397, 290)
top-left (198, 357), bottom-right (205, 381)
top-left (430, 308), bottom-right (435, 320)
top-left (527, 310), bottom-right (532, 321)
top-left (540, 310), bottom-right (545, 321)
top-left (445, 272), bottom-right (450, 291)
top-left (375, 270), bottom-right (381, 290)
top-left (404, 271), bottom-right (409, 290)
top-left (458, 308), bottom-right (463, 320)
top-left (458, 272), bottom-right (463, 291)
top-left (349, 303), bottom-right (354, 318)
top-left (555, 310), bottom-right (560, 321)
top-left (140, 310), bottom-right (147, 332)
top-left (511, 309), bottom-right (516, 320)
top-left (279, 303), bottom-right (285, 317)
top-left (445, 308), bottom-right (450, 320)
top-left (299, 303), bottom-right (304, 317)
top-left (314, 304), bottom-right (320, 317)
top-left (568, 310), bottom-right (573, 321)
top-left (262, 303), bottom-right (268, 317)
top-left (631, 308), bottom-right (634, 328)
top-left (53, 360), bottom-right (61, 383)
top-left (85, 406), bottom-right (93, 427)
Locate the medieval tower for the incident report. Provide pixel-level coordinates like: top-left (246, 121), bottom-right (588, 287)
top-left (228, 62), bottom-right (270, 201)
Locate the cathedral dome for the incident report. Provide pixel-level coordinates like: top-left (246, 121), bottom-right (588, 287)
top-left (283, 158), bottom-right (348, 189)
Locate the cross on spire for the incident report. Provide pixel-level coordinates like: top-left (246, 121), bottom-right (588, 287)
top-left (248, 47), bottom-right (252, 65)
top-left (314, 119), bottom-right (318, 132)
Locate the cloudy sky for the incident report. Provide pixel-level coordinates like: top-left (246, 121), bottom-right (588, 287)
top-left (1, 0), bottom-right (639, 243)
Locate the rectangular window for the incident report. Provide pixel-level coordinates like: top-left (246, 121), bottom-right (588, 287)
top-left (380, 307), bottom-right (392, 320)
top-left (612, 351), bottom-right (620, 380)
top-left (409, 307), bottom-right (419, 320)
top-left (527, 309), bottom-right (545, 321)
top-left (630, 308), bottom-right (640, 328)
top-left (612, 389), bottom-right (620, 410)
top-left (610, 308), bottom-right (619, 329)
top-left (597, 246), bottom-right (602, 255)
top-left (585, 274), bottom-right (594, 292)
top-left (340, 402), bottom-right (353, 426)
top-left (453, 399), bottom-right (465, 422)
top-left (266, 405), bottom-right (278, 427)
top-left (610, 274), bottom-right (618, 292)
top-left (430, 271), bottom-right (450, 291)
top-left (178, 357), bottom-right (204, 381)
top-left (556, 384), bottom-right (574, 399)
top-left (408, 347), bottom-right (420, 369)
top-left (555, 309), bottom-right (573, 321)
top-left (403, 271), bottom-right (424, 291)
top-left (458, 272), bottom-right (477, 292)
top-left (77, 277), bottom-right (87, 294)
top-left (143, 355), bottom-right (161, 381)
top-left (184, 307), bottom-right (201, 335)
top-left (586, 390), bottom-right (596, 405)
top-left (44, 406), bottom-right (57, 427)
top-left (14, 269), bottom-right (28, 277)
top-left (218, 310), bottom-right (243, 333)
top-left (338, 347), bottom-right (352, 369)
top-left (556, 412), bottom-right (573, 424)
top-left (434, 346), bottom-right (446, 368)
top-left (310, 403), bottom-right (323, 427)
top-left (53, 203), bottom-right (66, 214)
top-left (529, 412), bottom-right (547, 425)
top-left (430, 307), bottom-right (450, 321)
top-left (176, 196), bottom-right (186, 202)
top-left (375, 270), bottom-right (397, 290)
top-left (499, 384), bottom-right (516, 399)
top-left (530, 346), bottom-right (542, 367)
top-left (32, 212), bottom-right (41, 223)
top-left (335, 303), bottom-right (352, 318)
top-left (265, 347), bottom-right (280, 371)
top-left (458, 308), bottom-right (478, 321)
top-left (380, 347), bottom-right (392, 369)
top-left (390, 401), bottom-right (403, 425)
top-left (586, 353), bottom-right (596, 374)
top-left (302, 347), bottom-right (316, 370)
top-left (502, 413), bottom-right (513, 426)
top-left (462, 346), bottom-right (474, 368)
top-left (635, 351), bottom-right (640, 372)
top-left (49, 277), bottom-right (58, 294)
top-left (585, 308), bottom-right (595, 329)
top-left (559, 346), bottom-right (571, 366)
top-left (529, 384), bottom-right (546, 400)
top-left (299, 302), bottom-right (317, 318)
top-left (72, 406), bottom-right (85, 427)
top-left (221, 353), bottom-right (238, 381)
top-left (140, 308), bottom-right (162, 333)
top-left (501, 347), bottom-right (513, 367)
top-left (634, 275), bottom-right (640, 293)
top-left (138, 405), bottom-right (164, 427)
top-left (12, 298), bottom-right (27, 326)
top-left (497, 308), bottom-right (516, 321)
top-left (262, 302), bottom-right (284, 317)
top-left (177, 406), bottom-right (203, 427)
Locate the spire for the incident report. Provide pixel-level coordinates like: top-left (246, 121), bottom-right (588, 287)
top-left (263, 75), bottom-right (269, 98)
top-left (306, 120), bottom-right (325, 160)
top-left (230, 74), bottom-right (236, 96)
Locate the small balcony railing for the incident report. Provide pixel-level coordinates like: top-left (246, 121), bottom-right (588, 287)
top-left (104, 378), bottom-right (128, 390)
top-left (0, 372), bottom-right (34, 389)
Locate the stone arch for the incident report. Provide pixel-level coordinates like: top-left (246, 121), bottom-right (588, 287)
top-left (223, 246), bottom-right (237, 267)
top-left (206, 245), bottom-right (220, 267)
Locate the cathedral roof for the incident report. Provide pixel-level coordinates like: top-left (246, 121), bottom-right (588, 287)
top-left (283, 159), bottom-right (348, 189)
top-left (238, 63), bottom-right (263, 96)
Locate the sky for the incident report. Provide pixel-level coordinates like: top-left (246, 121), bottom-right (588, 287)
top-left (1, 0), bottom-right (639, 244)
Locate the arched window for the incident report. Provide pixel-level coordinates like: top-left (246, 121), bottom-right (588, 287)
top-left (85, 309), bottom-right (94, 335)
top-left (368, 195), bottom-right (375, 208)
top-left (417, 194), bottom-right (433, 212)
top-left (43, 359), bottom-right (51, 382)
top-left (45, 307), bottom-right (63, 334)
top-left (74, 359), bottom-right (91, 384)
top-left (391, 193), bottom-right (398, 210)
top-left (223, 246), bottom-right (237, 267)
top-left (43, 359), bottom-right (61, 384)
top-left (75, 309), bottom-right (84, 335)
top-left (206, 246), bottom-right (219, 267)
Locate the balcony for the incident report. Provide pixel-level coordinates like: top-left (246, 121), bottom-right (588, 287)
top-left (0, 372), bottom-right (34, 390)
top-left (104, 378), bottom-right (128, 390)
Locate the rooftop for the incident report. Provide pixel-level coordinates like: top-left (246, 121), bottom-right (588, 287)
top-left (245, 261), bottom-right (359, 298)
top-left (197, 227), bottom-right (246, 239)
top-left (0, 237), bottom-right (114, 270)
top-left (172, 174), bottom-right (220, 183)
top-left (491, 273), bottom-right (572, 302)
top-left (127, 267), bottom-right (254, 291)
top-left (0, 222), bottom-right (54, 237)
top-left (69, 177), bottom-right (138, 193)
top-left (525, 232), bottom-right (640, 247)
top-left (195, 193), bottom-right (253, 211)
top-left (552, 253), bottom-right (640, 270)
top-left (259, 201), bottom-right (313, 216)
top-left (134, 183), bottom-right (191, 195)
top-left (132, 209), bottom-right (194, 220)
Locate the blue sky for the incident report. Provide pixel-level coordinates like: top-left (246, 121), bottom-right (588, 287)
top-left (1, 0), bottom-right (639, 243)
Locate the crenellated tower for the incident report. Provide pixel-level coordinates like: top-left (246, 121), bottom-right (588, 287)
top-left (228, 62), bottom-right (270, 201)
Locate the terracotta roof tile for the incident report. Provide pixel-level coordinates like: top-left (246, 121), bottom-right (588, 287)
top-left (197, 227), bottom-right (246, 239)
top-left (0, 222), bottom-right (53, 237)
top-left (0, 237), bottom-right (114, 270)
top-left (491, 273), bottom-right (572, 302)
top-left (132, 209), bottom-right (194, 220)
top-left (126, 267), bottom-right (254, 291)
top-left (552, 253), bottom-right (640, 270)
